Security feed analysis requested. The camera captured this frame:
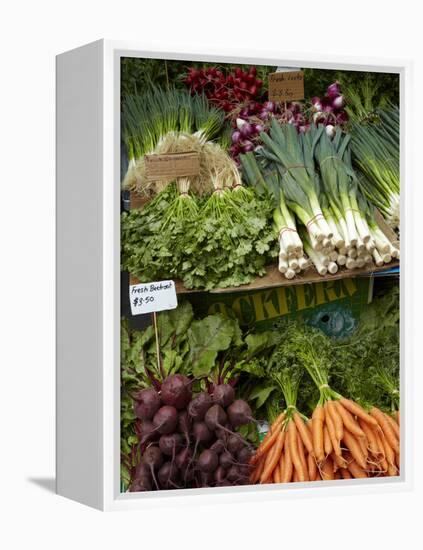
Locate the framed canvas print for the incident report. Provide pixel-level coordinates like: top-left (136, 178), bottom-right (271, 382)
top-left (56, 40), bottom-right (410, 510)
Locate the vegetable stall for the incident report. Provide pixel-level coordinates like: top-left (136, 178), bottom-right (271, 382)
top-left (120, 59), bottom-right (400, 492)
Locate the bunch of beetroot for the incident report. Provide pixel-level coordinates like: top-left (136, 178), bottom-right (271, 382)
top-left (130, 374), bottom-right (255, 492)
top-left (184, 66), bottom-right (263, 113)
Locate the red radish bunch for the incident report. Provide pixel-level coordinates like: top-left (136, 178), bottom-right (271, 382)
top-left (130, 375), bottom-right (255, 492)
top-left (184, 66), bottom-right (263, 113)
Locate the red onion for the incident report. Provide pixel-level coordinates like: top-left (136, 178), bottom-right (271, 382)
top-left (231, 130), bottom-right (241, 143)
top-left (236, 118), bottom-right (247, 130)
top-left (263, 101), bottom-right (275, 112)
top-left (332, 95), bottom-right (345, 109)
top-left (240, 122), bottom-right (254, 138)
top-left (336, 111), bottom-right (348, 124)
top-left (255, 124), bottom-right (264, 133)
top-left (311, 96), bottom-right (323, 111)
top-left (242, 141), bottom-right (255, 152)
top-left (313, 112), bottom-right (326, 124)
top-left (325, 124), bottom-right (336, 137)
top-left (326, 82), bottom-right (341, 98)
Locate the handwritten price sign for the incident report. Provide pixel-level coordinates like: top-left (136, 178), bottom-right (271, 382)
top-left (129, 280), bottom-right (178, 316)
top-left (268, 70), bottom-right (304, 102)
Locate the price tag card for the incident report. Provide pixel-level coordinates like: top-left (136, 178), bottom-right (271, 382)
top-left (268, 70), bottom-right (304, 102)
top-left (145, 152), bottom-right (200, 182)
top-left (129, 280), bottom-right (178, 316)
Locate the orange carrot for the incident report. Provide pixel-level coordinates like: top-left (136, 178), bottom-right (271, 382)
top-left (339, 397), bottom-right (378, 427)
top-left (294, 412), bottom-right (313, 454)
top-left (394, 410), bottom-right (400, 426)
top-left (323, 424), bottom-right (333, 457)
top-left (281, 439), bottom-right (293, 483)
top-left (321, 457), bottom-right (335, 480)
top-left (332, 452), bottom-right (348, 470)
top-left (340, 467), bottom-right (352, 479)
top-left (342, 429), bottom-right (367, 470)
top-left (307, 452), bottom-right (317, 480)
top-left (358, 418), bottom-right (380, 455)
top-left (260, 430), bottom-right (285, 483)
top-left (253, 424), bottom-right (282, 464)
top-left (325, 411), bottom-right (342, 457)
top-left (252, 412), bottom-right (285, 462)
top-left (273, 465), bottom-right (281, 483)
top-left (260, 438), bottom-right (279, 483)
top-left (385, 412), bottom-right (400, 441)
top-left (334, 401), bottom-right (366, 439)
top-left (388, 465), bottom-right (398, 476)
top-left (334, 470), bottom-right (341, 480)
top-left (379, 431), bottom-right (397, 472)
top-left (250, 456), bottom-right (265, 484)
top-left (372, 428), bottom-right (386, 460)
top-left (293, 469), bottom-right (299, 482)
top-left (357, 433), bottom-right (369, 461)
top-left (347, 458), bottom-right (368, 479)
top-left (278, 451), bottom-right (285, 480)
top-left (312, 405), bottom-right (325, 463)
top-left (370, 407), bottom-right (399, 453)
top-left (288, 420), bottom-right (306, 481)
top-left (326, 400), bottom-right (344, 440)
top-left (297, 431), bottom-right (310, 482)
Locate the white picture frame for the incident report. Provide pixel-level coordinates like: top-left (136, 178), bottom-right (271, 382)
top-left (56, 39), bottom-right (411, 511)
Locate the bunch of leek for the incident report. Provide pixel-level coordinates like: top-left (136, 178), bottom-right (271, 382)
top-left (241, 153), bottom-right (310, 280)
top-left (350, 105), bottom-right (400, 229)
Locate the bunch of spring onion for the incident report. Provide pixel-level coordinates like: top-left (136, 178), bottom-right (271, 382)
top-left (240, 153), bottom-right (310, 279)
top-left (122, 87), bottom-right (226, 195)
top-left (255, 122), bottom-right (338, 277)
top-left (314, 126), bottom-right (399, 271)
top-left (350, 105), bottom-right (400, 229)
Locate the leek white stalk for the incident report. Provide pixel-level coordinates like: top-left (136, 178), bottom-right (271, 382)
top-left (285, 268), bottom-right (296, 280)
top-left (305, 245), bottom-right (328, 276)
top-left (278, 255), bottom-right (288, 274)
top-left (372, 249), bottom-right (384, 267)
top-left (328, 261), bottom-right (338, 274)
top-left (289, 258), bottom-right (299, 271)
top-left (298, 256), bottom-right (310, 270)
top-left (337, 254), bottom-right (347, 266)
top-left (366, 240), bottom-right (376, 253)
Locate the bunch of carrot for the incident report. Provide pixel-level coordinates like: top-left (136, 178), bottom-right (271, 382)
top-left (310, 396), bottom-right (400, 480)
top-left (250, 363), bottom-right (319, 483)
top-left (250, 325), bottom-right (400, 484)
top-left (250, 408), bottom-right (318, 483)
top-left (250, 398), bottom-right (400, 483)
